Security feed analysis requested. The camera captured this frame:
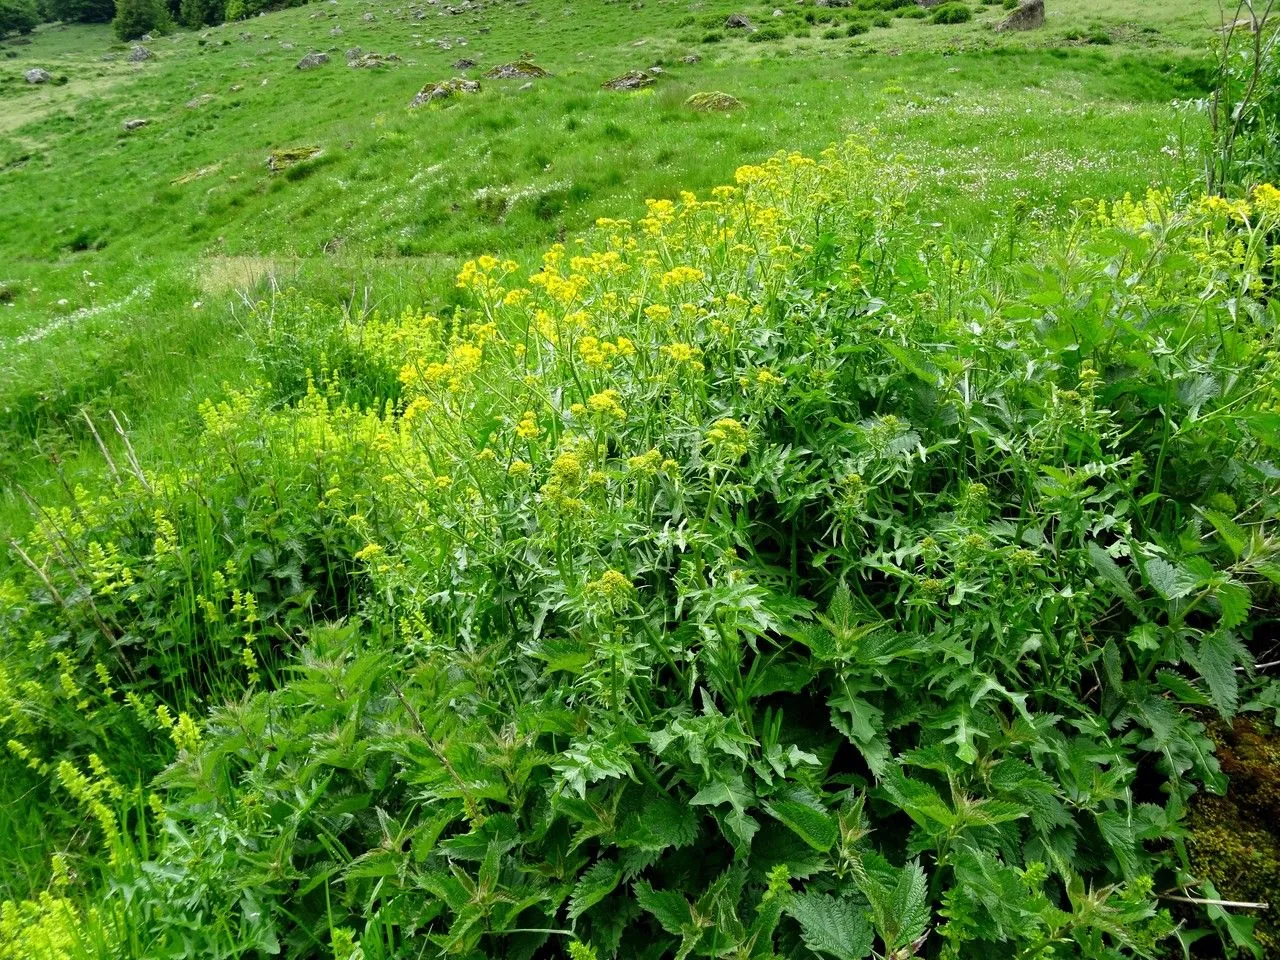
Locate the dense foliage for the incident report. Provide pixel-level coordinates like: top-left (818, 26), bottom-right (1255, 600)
top-left (5, 141), bottom-right (1280, 958)
top-left (0, 0), bottom-right (38, 34)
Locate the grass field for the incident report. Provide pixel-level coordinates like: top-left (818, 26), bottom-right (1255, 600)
top-left (10, 0), bottom-right (1280, 957)
top-left (1, 0), bottom-right (1214, 514)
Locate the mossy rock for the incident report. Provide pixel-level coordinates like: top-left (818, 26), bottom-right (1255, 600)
top-left (484, 60), bottom-right (548, 79)
top-left (266, 146), bottom-right (323, 173)
top-left (684, 91), bottom-right (744, 112)
top-left (1188, 719), bottom-right (1280, 954)
top-left (410, 78), bottom-right (481, 107)
top-left (602, 70), bottom-right (654, 91)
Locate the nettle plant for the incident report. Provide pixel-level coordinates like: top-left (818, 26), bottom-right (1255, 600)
top-left (5, 144), bottom-right (1280, 959)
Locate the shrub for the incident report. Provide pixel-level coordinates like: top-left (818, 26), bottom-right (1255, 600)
top-left (111, 0), bottom-right (170, 39)
top-left (701, 29), bottom-right (722, 42)
top-left (930, 1), bottom-right (971, 23)
top-left (176, 0), bottom-right (222, 27)
top-left (0, 0), bottom-right (38, 34)
top-left (846, 16), bottom-right (868, 34)
top-left (898, 5), bottom-right (926, 17)
top-left (9, 140), bottom-right (1280, 959)
top-left (747, 25), bottom-right (783, 41)
top-left (872, 13), bottom-right (891, 27)
top-left (46, 0), bottom-right (111, 22)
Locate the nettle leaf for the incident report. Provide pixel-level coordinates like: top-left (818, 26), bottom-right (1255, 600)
top-left (1142, 556), bottom-right (1199, 602)
top-left (634, 881), bottom-right (694, 936)
top-left (762, 786), bottom-right (838, 851)
top-left (1213, 578), bottom-right (1251, 630)
top-left (880, 767), bottom-right (955, 831)
top-left (1190, 631), bottom-right (1247, 717)
top-left (887, 860), bottom-right (930, 950)
top-left (692, 775), bottom-right (759, 850)
top-left (786, 892), bottom-right (874, 960)
top-left (1087, 542), bottom-right (1140, 612)
top-left (568, 860), bottom-right (623, 920)
top-left (1202, 509), bottom-right (1247, 560)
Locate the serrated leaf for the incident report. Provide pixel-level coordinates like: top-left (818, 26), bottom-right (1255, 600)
top-left (786, 893), bottom-right (873, 960)
top-left (829, 691), bottom-right (889, 777)
top-left (762, 787), bottom-right (838, 852)
top-left (887, 860), bottom-right (930, 950)
top-left (1213, 579), bottom-right (1251, 630)
top-left (1193, 631), bottom-right (1242, 717)
top-left (634, 881), bottom-right (693, 936)
top-left (1143, 556), bottom-right (1199, 601)
top-left (568, 860), bottom-right (622, 920)
top-left (1087, 542), bottom-right (1140, 612)
top-left (1203, 509), bottom-right (1247, 560)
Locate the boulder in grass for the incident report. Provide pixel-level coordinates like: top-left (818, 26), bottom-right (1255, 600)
top-left (452, 56), bottom-right (477, 68)
top-left (602, 70), bottom-right (654, 91)
top-left (25, 68), bottom-right (51, 84)
top-left (296, 51), bottom-right (331, 69)
top-left (724, 13), bottom-right (754, 29)
top-left (348, 52), bottom-right (402, 67)
top-left (186, 93), bottom-right (215, 108)
top-left (995, 0), bottom-right (1044, 31)
top-left (483, 59), bottom-right (547, 79)
top-left (123, 118), bottom-right (149, 131)
top-left (128, 45), bottom-right (152, 62)
top-left (684, 90), bottom-right (743, 111)
top-left (681, 53), bottom-right (701, 64)
top-left (267, 145), bottom-right (323, 172)
top-left (409, 77), bottom-right (480, 106)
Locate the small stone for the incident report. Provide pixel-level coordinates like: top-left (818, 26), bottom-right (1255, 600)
top-left (773, 7), bottom-right (782, 14)
top-left (724, 13), bottom-right (754, 28)
top-left (128, 44), bottom-right (152, 62)
top-left (25, 68), bottom-right (51, 84)
top-left (186, 93), bottom-right (215, 108)
top-left (296, 51), bottom-right (331, 69)
top-left (230, 83), bottom-right (243, 91)
top-left (452, 56), bottom-right (476, 68)
top-left (123, 117), bottom-right (149, 130)
top-left (362, 11), bottom-right (375, 19)
top-left (519, 80), bottom-right (532, 90)
top-left (681, 53), bottom-right (701, 63)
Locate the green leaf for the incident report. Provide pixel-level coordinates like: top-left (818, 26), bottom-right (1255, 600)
top-left (1202, 509), bottom-right (1247, 560)
top-left (1143, 556), bottom-right (1199, 601)
top-left (634, 881), bottom-right (693, 936)
top-left (1087, 542), bottom-right (1140, 612)
top-left (1213, 579), bottom-right (1251, 630)
top-left (786, 893), bottom-right (874, 960)
top-left (829, 691), bottom-right (889, 777)
top-left (880, 767), bottom-right (956, 831)
top-left (887, 860), bottom-right (930, 950)
top-left (762, 787), bottom-right (838, 852)
top-left (568, 860), bottom-right (623, 920)
top-left (1192, 631), bottom-right (1242, 717)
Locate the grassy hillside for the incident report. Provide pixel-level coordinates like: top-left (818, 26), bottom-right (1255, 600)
top-left (1, 0), bottom-right (1211, 511)
top-left (9, 1), bottom-right (1280, 958)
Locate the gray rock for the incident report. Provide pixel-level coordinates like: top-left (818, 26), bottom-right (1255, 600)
top-left (724, 13), bottom-right (754, 28)
top-left (452, 56), bottom-right (476, 68)
top-left (123, 117), bottom-right (149, 130)
top-left (330, 26), bottom-right (343, 35)
top-left (601, 70), bottom-right (654, 91)
top-left (296, 51), bottom-right (331, 69)
top-left (186, 93), bottom-right (215, 108)
top-left (362, 11), bottom-right (376, 19)
top-left (409, 76), bottom-right (479, 106)
top-left (128, 44), bottom-right (152, 62)
top-left (24, 68), bottom-right (51, 84)
top-left (681, 53), bottom-right (701, 63)
top-left (995, 0), bottom-right (1044, 30)
top-left (519, 80), bottom-right (532, 90)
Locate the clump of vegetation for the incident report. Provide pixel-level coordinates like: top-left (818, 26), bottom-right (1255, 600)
top-left (111, 0), bottom-right (169, 40)
top-left (0, 0), bottom-right (38, 35)
top-left (931, 2), bottom-right (972, 23)
top-left (684, 90), bottom-right (744, 110)
top-left (6, 138), bottom-right (1280, 958)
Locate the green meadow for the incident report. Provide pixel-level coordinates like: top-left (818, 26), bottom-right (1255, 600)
top-left (10, 0), bottom-right (1280, 958)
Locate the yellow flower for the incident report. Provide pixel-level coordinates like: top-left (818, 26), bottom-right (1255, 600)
top-left (516, 411), bottom-right (542, 439)
top-left (586, 389), bottom-right (627, 421)
top-left (705, 417), bottom-right (750, 459)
